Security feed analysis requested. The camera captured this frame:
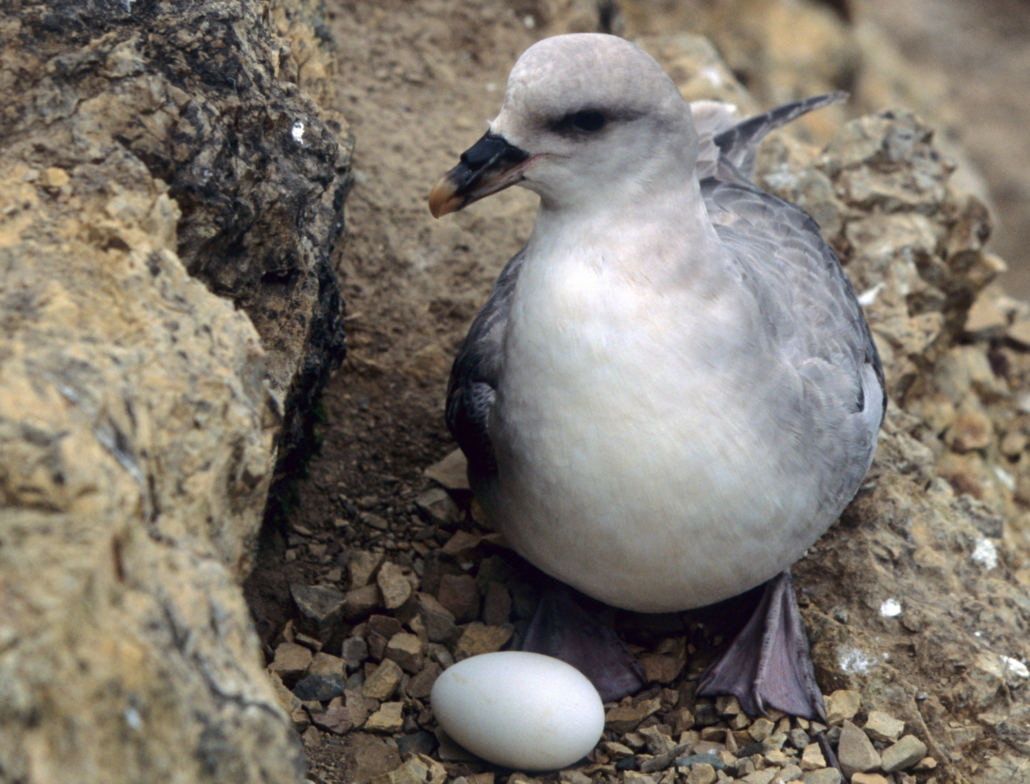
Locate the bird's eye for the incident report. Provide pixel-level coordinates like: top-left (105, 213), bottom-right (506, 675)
top-left (570, 110), bottom-right (606, 132)
top-left (553, 110), bottom-right (608, 134)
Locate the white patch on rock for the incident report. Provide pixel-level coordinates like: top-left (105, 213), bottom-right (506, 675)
top-left (972, 537), bottom-right (998, 570)
top-left (292, 121), bottom-right (305, 145)
top-left (857, 282), bottom-right (884, 306)
top-left (839, 647), bottom-right (877, 675)
top-left (124, 706), bottom-right (143, 730)
top-left (699, 67), bottom-right (724, 87)
top-left (1003, 656), bottom-right (1030, 678)
top-left (880, 598), bottom-right (902, 617)
top-left (994, 464), bottom-right (1016, 491)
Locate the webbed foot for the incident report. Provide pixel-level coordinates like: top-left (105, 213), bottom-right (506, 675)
top-left (697, 570), bottom-right (826, 721)
top-left (521, 581), bottom-right (646, 702)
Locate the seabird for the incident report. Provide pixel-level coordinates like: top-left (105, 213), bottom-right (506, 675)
top-left (428, 33), bottom-right (884, 720)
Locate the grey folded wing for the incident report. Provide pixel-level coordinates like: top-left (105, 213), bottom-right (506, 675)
top-left (445, 248), bottom-right (525, 485)
top-left (703, 175), bottom-right (885, 506)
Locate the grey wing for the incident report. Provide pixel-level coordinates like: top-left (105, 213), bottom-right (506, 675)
top-left (694, 92), bottom-right (847, 184)
top-left (445, 248), bottom-right (525, 485)
top-left (703, 177), bottom-right (885, 504)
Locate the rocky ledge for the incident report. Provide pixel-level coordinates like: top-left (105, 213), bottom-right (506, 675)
top-left (0, 1), bottom-right (350, 782)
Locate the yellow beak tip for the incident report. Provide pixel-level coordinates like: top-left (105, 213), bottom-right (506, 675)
top-left (428, 178), bottom-right (462, 218)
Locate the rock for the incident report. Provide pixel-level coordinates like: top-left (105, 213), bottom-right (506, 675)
top-left (415, 488), bottom-right (463, 528)
top-left (342, 636), bottom-right (370, 670)
top-left (310, 652), bottom-right (346, 679)
top-left (779, 763), bottom-right (803, 782)
top-left (823, 689), bottom-right (861, 725)
top-left (685, 762), bottom-right (716, 784)
top-left (424, 449), bottom-right (471, 491)
top-left (605, 698), bottom-right (662, 733)
top-left (441, 530), bottom-right (482, 557)
top-left (863, 711), bottom-right (905, 743)
top-left (386, 631), bottom-right (424, 672)
top-left (269, 642), bottom-right (315, 681)
top-left (913, 756), bottom-right (937, 771)
top-left (437, 573), bottom-right (480, 622)
top-left (378, 561), bottom-right (415, 610)
top-left (344, 583), bottom-right (384, 621)
top-left (292, 673), bottom-right (344, 702)
top-left (741, 770), bottom-right (778, 784)
top-left (366, 701), bottom-right (405, 734)
top-left (349, 550), bottom-right (386, 588)
top-left (0, 0), bottom-right (353, 777)
top-left (363, 659), bottom-right (405, 701)
top-left (800, 743), bottom-right (826, 771)
top-left (370, 753), bottom-right (446, 784)
top-left (406, 662), bottom-right (442, 700)
top-left (850, 774), bottom-right (890, 784)
top-left (337, 733), bottom-right (403, 784)
top-left (345, 689), bottom-right (377, 728)
top-left (454, 623), bottom-right (513, 659)
top-left (837, 720), bottom-right (881, 779)
top-left (367, 617), bottom-right (401, 660)
top-left (290, 583), bottom-right (348, 643)
top-left (482, 582), bottom-right (513, 627)
top-left (416, 592), bottom-right (460, 644)
top-left (749, 717), bottom-right (775, 742)
top-left (311, 705), bottom-right (354, 735)
top-left (397, 731), bottom-right (438, 761)
top-left (801, 769), bottom-right (841, 784)
top-left (881, 735), bottom-right (928, 772)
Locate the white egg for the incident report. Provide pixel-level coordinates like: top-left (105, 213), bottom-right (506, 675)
top-left (431, 651), bottom-right (605, 770)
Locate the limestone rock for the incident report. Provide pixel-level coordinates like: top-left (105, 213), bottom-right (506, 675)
top-left (0, 0), bottom-right (353, 780)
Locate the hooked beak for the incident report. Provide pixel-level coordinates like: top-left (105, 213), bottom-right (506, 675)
top-left (428, 131), bottom-right (534, 218)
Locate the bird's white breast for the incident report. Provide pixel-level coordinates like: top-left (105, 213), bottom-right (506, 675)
top-left (488, 226), bottom-right (828, 612)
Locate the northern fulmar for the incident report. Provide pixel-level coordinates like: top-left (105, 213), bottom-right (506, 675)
top-left (428, 33), bottom-right (884, 720)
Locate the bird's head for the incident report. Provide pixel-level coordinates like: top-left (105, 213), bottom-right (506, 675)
top-left (429, 33), bottom-right (697, 218)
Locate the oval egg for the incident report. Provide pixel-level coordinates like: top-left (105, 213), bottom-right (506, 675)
top-left (431, 651), bottom-right (605, 770)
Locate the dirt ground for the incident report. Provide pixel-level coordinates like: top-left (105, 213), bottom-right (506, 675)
top-left (242, 1), bottom-right (1030, 781)
top-left (244, 0), bottom-right (540, 642)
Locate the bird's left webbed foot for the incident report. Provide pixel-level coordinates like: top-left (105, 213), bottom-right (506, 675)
top-left (521, 580), bottom-right (647, 703)
top-left (696, 570), bottom-right (826, 721)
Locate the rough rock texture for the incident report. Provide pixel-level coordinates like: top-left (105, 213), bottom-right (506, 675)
top-left (0, 0), bottom-right (351, 781)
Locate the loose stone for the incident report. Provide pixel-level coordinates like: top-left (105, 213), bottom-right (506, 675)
top-left (823, 690), bottom-right (861, 724)
top-left (837, 719), bottom-right (881, 778)
top-left (364, 659), bottom-right (405, 700)
top-left (863, 710), bottom-right (905, 742)
top-left (386, 631), bottom-right (424, 672)
top-left (881, 735), bottom-right (928, 772)
top-left (800, 743), bottom-right (826, 771)
top-left (366, 701), bottom-right (405, 733)
top-left (801, 768), bottom-right (841, 784)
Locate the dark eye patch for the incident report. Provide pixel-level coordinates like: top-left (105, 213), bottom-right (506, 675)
top-left (550, 109), bottom-right (609, 135)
